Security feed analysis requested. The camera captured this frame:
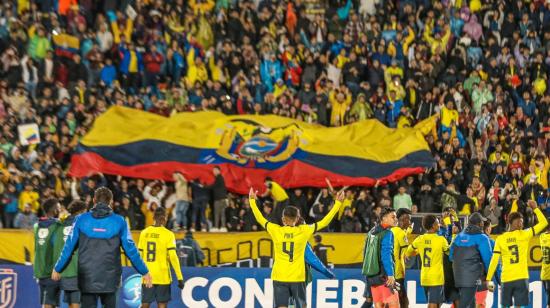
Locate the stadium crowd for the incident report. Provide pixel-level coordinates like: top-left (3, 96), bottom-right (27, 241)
top-left (0, 0), bottom-right (549, 233)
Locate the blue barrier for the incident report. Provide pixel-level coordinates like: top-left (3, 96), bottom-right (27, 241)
top-left (0, 265), bottom-right (547, 307)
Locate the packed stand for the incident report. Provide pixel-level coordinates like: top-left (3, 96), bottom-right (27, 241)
top-left (0, 0), bottom-right (549, 233)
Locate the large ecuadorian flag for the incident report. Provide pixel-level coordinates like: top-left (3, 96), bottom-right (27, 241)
top-left (70, 106), bottom-right (436, 193)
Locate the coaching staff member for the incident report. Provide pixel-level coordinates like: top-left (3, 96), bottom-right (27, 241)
top-left (52, 187), bottom-right (152, 308)
top-left (449, 212), bottom-right (494, 308)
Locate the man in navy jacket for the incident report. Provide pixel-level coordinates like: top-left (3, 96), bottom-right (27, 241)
top-left (449, 212), bottom-right (495, 308)
top-left (52, 187), bottom-right (152, 308)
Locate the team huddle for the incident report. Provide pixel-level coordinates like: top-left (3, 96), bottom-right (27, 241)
top-left (249, 186), bottom-right (550, 308)
top-left (32, 184), bottom-right (550, 308)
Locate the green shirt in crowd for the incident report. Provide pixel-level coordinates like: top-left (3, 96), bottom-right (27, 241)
top-left (393, 193), bottom-right (413, 210)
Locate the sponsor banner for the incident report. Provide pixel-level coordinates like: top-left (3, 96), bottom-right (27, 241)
top-left (0, 230), bottom-right (546, 268)
top-left (0, 265), bottom-right (548, 308)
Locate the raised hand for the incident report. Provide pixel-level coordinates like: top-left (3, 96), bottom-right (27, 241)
top-left (249, 187), bottom-right (257, 200)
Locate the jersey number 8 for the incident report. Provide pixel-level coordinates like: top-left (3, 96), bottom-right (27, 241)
top-left (147, 242), bottom-right (157, 262)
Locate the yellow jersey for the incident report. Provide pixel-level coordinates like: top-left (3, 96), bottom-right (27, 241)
top-left (138, 226), bottom-right (183, 285)
top-left (249, 198), bottom-right (342, 282)
top-left (269, 182), bottom-right (289, 202)
top-left (541, 233), bottom-right (550, 280)
top-left (487, 208), bottom-right (547, 283)
top-left (391, 227), bottom-right (409, 280)
top-left (440, 106), bottom-right (459, 127)
top-left (406, 233), bottom-right (449, 286)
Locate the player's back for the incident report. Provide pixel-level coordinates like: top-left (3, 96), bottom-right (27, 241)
top-left (268, 223), bottom-right (315, 283)
top-left (496, 229), bottom-right (532, 282)
top-left (391, 226), bottom-right (408, 280)
top-left (34, 218), bottom-right (59, 279)
top-left (139, 226), bottom-right (176, 284)
top-left (540, 233), bottom-right (550, 280)
top-left (412, 233), bottom-right (448, 286)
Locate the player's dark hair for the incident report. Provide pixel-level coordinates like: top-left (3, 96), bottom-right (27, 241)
top-left (265, 176), bottom-right (273, 182)
top-left (154, 207), bottom-right (167, 222)
top-left (94, 187), bottom-right (113, 204)
top-left (41, 198), bottom-right (59, 214)
top-left (508, 212), bottom-right (523, 224)
top-left (422, 214), bottom-right (438, 231)
top-left (282, 206), bottom-right (299, 220)
top-left (68, 200), bottom-right (87, 215)
top-left (379, 207), bottom-right (396, 220)
top-left (396, 208), bottom-right (412, 219)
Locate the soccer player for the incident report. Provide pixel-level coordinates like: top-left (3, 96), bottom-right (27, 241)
top-left (34, 198), bottom-right (61, 308)
top-left (540, 224), bottom-right (550, 307)
top-left (366, 207), bottom-right (399, 308)
top-left (248, 187), bottom-right (344, 308)
top-left (138, 207), bottom-right (185, 308)
top-left (392, 208), bottom-right (412, 308)
top-left (406, 215), bottom-right (449, 308)
top-left (475, 220), bottom-right (495, 308)
top-left (52, 200), bottom-right (87, 308)
top-left (486, 200), bottom-right (548, 307)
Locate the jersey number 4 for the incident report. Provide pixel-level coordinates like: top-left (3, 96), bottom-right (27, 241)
top-left (147, 242), bottom-right (157, 262)
top-left (282, 242), bottom-right (294, 262)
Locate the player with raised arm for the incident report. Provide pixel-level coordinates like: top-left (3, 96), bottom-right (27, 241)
top-left (138, 207), bottom-right (184, 308)
top-left (406, 215), bottom-right (450, 308)
top-left (248, 187), bottom-right (344, 308)
top-left (540, 224), bottom-right (550, 308)
top-left (486, 200), bottom-right (548, 307)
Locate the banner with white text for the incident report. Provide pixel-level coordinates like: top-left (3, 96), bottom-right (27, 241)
top-left (0, 265), bottom-right (548, 308)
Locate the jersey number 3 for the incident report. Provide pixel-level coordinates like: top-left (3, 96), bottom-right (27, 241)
top-left (147, 242), bottom-right (156, 262)
top-left (282, 242), bottom-right (294, 262)
top-left (508, 245), bottom-right (519, 264)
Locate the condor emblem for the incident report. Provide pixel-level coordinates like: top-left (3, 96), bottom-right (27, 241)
top-left (204, 119), bottom-right (309, 168)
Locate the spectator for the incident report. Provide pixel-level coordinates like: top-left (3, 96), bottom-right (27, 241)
top-left (340, 207), bottom-right (360, 232)
top-left (173, 173), bottom-right (191, 231)
top-left (176, 231), bottom-right (206, 267)
top-left (190, 179), bottom-right (210, 232)
top-left (483, 198), bottom-right (502, 227)
top-left (14, 203), bottom-right (38, 229)
top-left (262, 177), bottom-right (289, 225)
top-left (393, 185), bottom-right (412, 210)
top-left (206, 166), bottom-right (228, 232)
top-left (2, 182), bottom-right (21, 228)
top-left (18, 182), bottom-right (40, 214)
